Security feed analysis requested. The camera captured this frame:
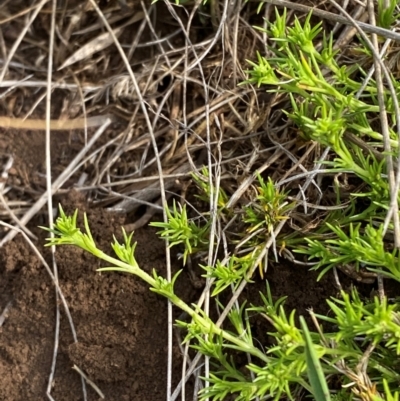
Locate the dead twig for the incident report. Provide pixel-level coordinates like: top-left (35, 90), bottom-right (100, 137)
top-left (0, 114), bottom-right (114, 130)
top-left (72, 365), bottom-right (105, 399)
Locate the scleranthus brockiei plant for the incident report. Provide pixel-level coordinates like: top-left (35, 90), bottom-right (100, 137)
top-left (44, 205), bottom-right (400, 400)
top-left (42, 6), bottom-right (400, 401)
top-left (150, 200), bottom-right (210, 264)
top-left (245, 8), bottom-right (400, 283)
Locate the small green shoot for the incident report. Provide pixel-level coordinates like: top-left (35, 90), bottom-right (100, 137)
top-left (150, 200), bottom-right (210, 264)
top-left (377, 0), bottom-right (400, 29)
top-left (243, 175), bottom-right (292, 238)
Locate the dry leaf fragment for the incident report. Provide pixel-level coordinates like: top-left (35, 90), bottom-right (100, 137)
top-left (58, 12), bottom-right (145, 70)
top-left (58, 27), bottom-right (123, 70)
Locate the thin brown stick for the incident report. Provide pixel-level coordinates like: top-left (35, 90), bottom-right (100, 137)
top-left (0, 3), bottom-right (44, 25)
top-left (0, 114), bottom-right (114, 130)
top-left (72, 365), bottom-right (104, 399)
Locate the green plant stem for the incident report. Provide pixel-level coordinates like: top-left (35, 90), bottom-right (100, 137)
top-left (98, 249), bottom-right (156, 285)
top-left (97, 250), bottom-right (269, 363)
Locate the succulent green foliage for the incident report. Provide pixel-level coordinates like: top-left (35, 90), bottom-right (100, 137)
top-left (201, 254), bottom-right (255, 296)
top-left (192, 166), bottom-right (229, 209)
top-left (297, 222), bottom-right (400, 282)
top-left (243, 174), bottom-right (292, 238)
top-left (319, 290), bottom-right (400, 354)
top-left (150, 200), bottom-right (210, 264)
top-left (245, 7), bottom-right (399, 286)
top-left (244, 7), bottom-right (395, 156)
top-left (239, 8), bottom-right (400, 398)
top-left (42, 207), bottom-right (98, 255)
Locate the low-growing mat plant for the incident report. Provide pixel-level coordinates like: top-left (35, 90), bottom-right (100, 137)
top-left (44, 207), bottom-right (400, 401)
top-left (44, 7), bottom-right (400, 401)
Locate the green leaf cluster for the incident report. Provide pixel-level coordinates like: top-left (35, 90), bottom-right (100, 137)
top-left (246, 7), bottom-right (400, 282)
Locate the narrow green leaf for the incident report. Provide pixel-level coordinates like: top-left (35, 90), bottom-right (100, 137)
top-left (300, 316), bottom-right (331, 401)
